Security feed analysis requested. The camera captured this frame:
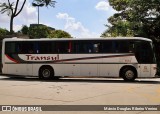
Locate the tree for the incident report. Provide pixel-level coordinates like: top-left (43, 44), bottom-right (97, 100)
top-left (101, 20), bottom-right (134, 37)
top-left (29, 24), bottom-right (50, 38)
top-left (0, 27), bottom-right (9, 39)
top-left (32, 0), bottom-right (56, 24)
top-left (28, 24), bottom-right (72, 38)
top-left (21, 25), bottom-right (29, 35)
top-left (103, 0), bottom-right (160, 41)
top-left (0, 0), bottom-right (26, 34)
top-left (48, 30), bottom-right (72, 38)
top-left (33, 0), bottom-right (56, 7)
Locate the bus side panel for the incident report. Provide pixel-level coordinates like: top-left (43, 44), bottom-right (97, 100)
top-left (99, 64), bottom-right (119, 77)
top-left (139, 64), bottom-right (151, 77)
top-left (62, 54), bottom-right (101, 76)
top-left (27, 64), bottom-right (33, 76)
top-left (100, 54), bottom-right (119, 77)
top-left (2, 64), bottom-right (8, 74)
top-left (80, 64), bottom-right (98, 76)
top-left (62, 64), bottom-right (80, 76)
top-left (7, 64), bottom-right (27, 76)
top-left (151, 64), bottom-right (157, 77)
top-left (53, 64), bottom-right (65, 76)
top-left (32, 64), bottom-right (41, 76)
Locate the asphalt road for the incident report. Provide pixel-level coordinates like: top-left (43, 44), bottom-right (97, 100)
top-left (0, 75), bottom-right (160, 114)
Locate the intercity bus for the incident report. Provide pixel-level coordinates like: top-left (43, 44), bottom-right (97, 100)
top-left (1, 37), bottom-right (157, 81)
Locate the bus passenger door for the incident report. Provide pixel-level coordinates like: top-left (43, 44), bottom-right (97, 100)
top-left (135, 42), bottom-right (152, 77)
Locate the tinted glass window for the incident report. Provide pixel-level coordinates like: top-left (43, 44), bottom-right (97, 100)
top-left (56, 41), bottom-right (70, 53)
top-left (38, 41), bottom-right (55, 54)
top-left (101, 40), bottom-right (130, 53)
top-left (18, 42), bottom-right (35, 54)
top-left (73, 41), bottom-right (101, 53)
top-left (5, 42), bottom-right (35, 54)
top-left (112, 41), bottom-right (129, 53)
top-left (101, 41), bottom-right (113, 53)
top-left (134, 41), bottom-right (155, 63)
top-left (5, 42), bottom-right (16, 54)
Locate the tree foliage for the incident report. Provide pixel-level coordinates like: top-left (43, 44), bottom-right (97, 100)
top-left (0, 0), bottom-right (26, 34)
top-left (33, 0), bottom-right (56, 7)
top-left (29, 25), bottom-right (50, 38)
top-left (102, 0), bottom-right (160, 42)
top-left (27, 25), bottom-right (72, 38)
top-left (48, 30), bottom-right (72, 38)
top-left (21, 25), bottom-right (29, 35)
top-left (0, 28), bottom-right (9, 39)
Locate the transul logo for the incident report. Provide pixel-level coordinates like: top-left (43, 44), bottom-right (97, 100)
top-left (26, 55), bottom-right (59, 61)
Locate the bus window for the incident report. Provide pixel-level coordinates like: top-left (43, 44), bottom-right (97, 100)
top-left (17, 42), bottom-right (35, 54)
top-left (102, 41), bottom-right (113, 53)
top-left (134, 41), bottom-right (154, 63)
top-left (38, 41), bottom-right (54, 54)
top-left (5, 42), bottom-right (16, 54)
top-left (119, 41), bottom-right (129, 53)
top-left (73, 41), bottom-right (91, 53)
top-left (55, 41), bottom-right (70, 53)
top-left (128, 42), bottom-right (135, 53)
top-left (73, 41), bottom-right (101, 53)
top-left (93, 43), bottom-right (100, 53)
top-left (112, 41), bottom-right (129, 53)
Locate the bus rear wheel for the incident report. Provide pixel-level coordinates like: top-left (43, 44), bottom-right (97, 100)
top-left (39, 66), bottom-right (54, 79)
top-left (121, 67), bottom-right (137, 81)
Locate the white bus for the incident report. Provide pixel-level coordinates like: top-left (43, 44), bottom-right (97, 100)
top-left (1, 37), bottom-right (157, 81)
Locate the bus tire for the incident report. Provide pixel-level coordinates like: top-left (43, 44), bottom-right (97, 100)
top-left (39, 66), bottom-right (54, 79)
top-left (121, 67), bottom-right (137, 81)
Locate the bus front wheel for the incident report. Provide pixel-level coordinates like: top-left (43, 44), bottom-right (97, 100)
top-left (121, 67), bottom-right (137, 81)
top-left (39, 66), bottom-right (54, 79)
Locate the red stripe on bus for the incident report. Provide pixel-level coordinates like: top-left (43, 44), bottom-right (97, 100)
top-left (53, 54), bottom-right (135, 63)
top-left (5, 54), bottom-right (19, 63)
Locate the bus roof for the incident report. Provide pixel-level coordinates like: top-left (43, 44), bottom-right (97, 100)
top-left (3, 37), bottom-right (152, 42)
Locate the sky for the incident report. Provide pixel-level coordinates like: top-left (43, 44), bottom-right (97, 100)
top-left (0, 0), bottom-right (116, 38)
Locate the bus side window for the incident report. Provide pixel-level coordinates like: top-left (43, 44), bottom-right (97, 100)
top-left (55, 41), bottom-right (71, 54)
top-left (93, 43), bottom-right (100, 53)
top-left (112, 41), bottom-right (118, 53)
top-left (112, 41), bottom-right (129, 53)
top-left (129, 42), bottom-right (135, 53)
top-left (38, 42), bottom-right (54, 54)
top-left (119, 41), bottom-right (129, 53)
top-left (102, 41), bottom-right (113, 53)
top-left (5, 42), bottom-right (16, 54)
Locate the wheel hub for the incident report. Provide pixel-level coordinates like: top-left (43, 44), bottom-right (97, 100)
top-left (125, 70), bottom-right (134, 79)
top-left (42, 69), bottom-right (50, 78)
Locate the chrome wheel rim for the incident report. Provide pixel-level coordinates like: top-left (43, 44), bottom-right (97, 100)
top-left (125, 70), bottom-right (134, 79)
top-left (42, 69), bottom-right (50, 78)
